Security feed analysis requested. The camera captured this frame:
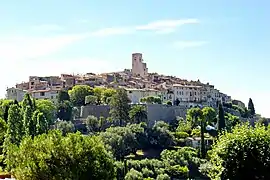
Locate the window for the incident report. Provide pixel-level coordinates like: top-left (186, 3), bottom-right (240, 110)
top-left (129, 91), bottom-right (132, 93)
top-left (31, 82), bottom-right (34, 85)
top-left (195, 92), bottom-right (197, 95)
top-left (40, 92), bottom-right (45, 96)
top-left (51, 96), bottom-right (54, 99)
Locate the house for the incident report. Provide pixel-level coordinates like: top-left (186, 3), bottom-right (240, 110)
top-left (6, 87), bottom-right (27, 102)
top-left (29, 89), bottom-right (59, 103)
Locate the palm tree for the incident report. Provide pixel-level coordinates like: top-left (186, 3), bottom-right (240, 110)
top-left (129, 105), bottom-right (148, 124)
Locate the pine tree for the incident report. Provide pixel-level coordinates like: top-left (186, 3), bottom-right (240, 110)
top-left (248, 98), bottom-right (255, 116)
top-left (217, 102), bottom-right (225, 131)
top-left (109, 88), bottom-right (130, 126)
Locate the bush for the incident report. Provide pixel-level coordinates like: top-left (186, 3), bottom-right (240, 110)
top-left (6, 130), bottom-right (115, 180)
top-left (125, 168), bottom-right (143, 180)
top-left (175, 131), bottom-right (189, 139)
top-left (156, 173), bottom-right (170, 180)
top-left (191, 128), bottom-right (200, 137)
top-left (208, 123), bottom-right (270, 179)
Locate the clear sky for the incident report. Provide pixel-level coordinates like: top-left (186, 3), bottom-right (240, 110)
top-left (0, 0), bottom-right (269, 117)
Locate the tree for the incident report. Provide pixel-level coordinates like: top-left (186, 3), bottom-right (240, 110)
top-left (93, 87), bottom-right (105, 105)
top-left (6, 131), bottom-right (116, 180)
top-left (125, 168), bottom-right (143, 180)
top-left (174, 98), bottom-right (180, 106)
top-left (85, 115), bottom-right (99, 133)
top-left (56, 101), bottom-right (73, 121)
top-left (217, 102), bottom-right (225, 131)
top-left (129, 105), bottom-right (148, 124)
top-left (35, 99), bottom-right (56, 125)
top-left (23, 105), bottom-right (32, 136)
top-left (109, 88), bottom-right (131, 126)
top-left (21, 93), bottom-right (33, 110)
top-left (85, 95), bottom-right (98, 105)
top-left (55, 121), bottom-right (75, 136)
top-left (140, 96), bottom-right (161, 104)
top-left (102, 88), bottom-right (116, 104)
top-left (186, 107), bottom-right (203, 128)
top-left (36, 112), bottom-right (48, 135)
top-left (148, 121), bottom-right (175, 149)
top-left (68, 85), bottom-right (93, 106)
top-left (5, 104), bottom-right (23, 145)
top-left (57, 90), bottom-right (70, 103)
top-left (248, 98), bottom-right (255, 116)
top-left (208, 123), bottom-right (270, 179)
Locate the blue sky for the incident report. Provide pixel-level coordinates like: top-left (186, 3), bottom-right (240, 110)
top-left (0, 0), bottom-right (269, 117)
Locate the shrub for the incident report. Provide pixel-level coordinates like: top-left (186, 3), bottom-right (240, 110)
top-left (6, 130), bottom-right (115, 180)
top-left (175, 131), bottom-right (189, 139)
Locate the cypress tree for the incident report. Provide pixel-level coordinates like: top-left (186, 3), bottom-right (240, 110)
top-left (217, 102), bottom-right (225, 131)
top-left (23, 105), bottom-right (32, 136)
top-left (36, 112), bottom-right (48, 135)
top-left (248, 98), bottom-right (255, 116)
top-left (5, 104), bottom-right (23, 145)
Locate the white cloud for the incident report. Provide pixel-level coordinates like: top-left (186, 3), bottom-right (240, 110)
top-left (89, 18), bottom-right (199, 37)
top-left (90, 27), bottom-right (134, 37)
top-left (174, 41), bottom-right (208, 49)
top-left (31, 24), bottom-right (64, 31)
top-left (136, 19), bottom-right (198, 31)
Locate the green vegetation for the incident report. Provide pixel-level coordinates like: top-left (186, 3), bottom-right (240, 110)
top-left (0, 85), bottom-right (268, 179)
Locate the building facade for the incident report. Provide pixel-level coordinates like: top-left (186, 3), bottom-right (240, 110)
top-left (6, 87), bottom-right (27, 102)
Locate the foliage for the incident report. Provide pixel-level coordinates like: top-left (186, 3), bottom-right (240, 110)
top-left (68, 85), bottom-right (93, 106)
top-left (176, 117), bottom-right (192, 134)
top-left (109, 88), bottom-right (131, 126)
top-left (129, 105), bottom-right (147, 124)
top-left (174, 98), bottom-right (180, 106)
top-left (191, 128), bottom-right (201, 137)
top-left (55, 120), bottom-right (75, 136)
top-left (225, 113), bottom-right (240, 130)
top-left (6, 131), bottom-right (115, 180)
top-left (140, 96), bottom-right (162, 104)
top-left (156, 174), bottom-right (170, 180)
top-left (217, 102), bottom-right (225, 131)
top-left (35, 112), bottom-right (48, 135)
top-left (248, 98), bottom-right (255, 116)
top-left (148, 121), bottom-right (175, 149)
top-left (100, 123), bottom-right (145, 160)
top-left (186, 107), bottom-right (203, 128)
top-left (125, 168), bottom-right (143, 180)
top-left (101, 88), bottom-right (116, 104)
top-left (5, 104), bottom-right (23, 146)
top-left (35, 99), bottom-right (56, 125)
top-left (93, 87), bottom-right (105, 105)
top-left (85, 115), bottom-right (99, 133)
top-left (57, 90), bottom-right (70, 103)
top-left (85, 95), bottom-right (98, 105)
top-left (56, 100), bottom-right (72, 121)
top-left (208, 123), bottom-right (270, 179)
top-left (175, 131), bottom-right (189, 139)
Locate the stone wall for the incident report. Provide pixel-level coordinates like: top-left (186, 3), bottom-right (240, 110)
top-left (80, 105), bottom-right (110, 119)
top-left (80, 104), bottom-right (188, 127)
top-left (146, 104), bottom-right (187, 126)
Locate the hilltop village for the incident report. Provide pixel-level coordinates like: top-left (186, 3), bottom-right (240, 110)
top-left (7, 53), bottom-right (238, 110)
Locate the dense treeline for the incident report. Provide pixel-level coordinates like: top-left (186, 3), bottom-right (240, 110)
top-left (0, 85), bottom-right (268, 179)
